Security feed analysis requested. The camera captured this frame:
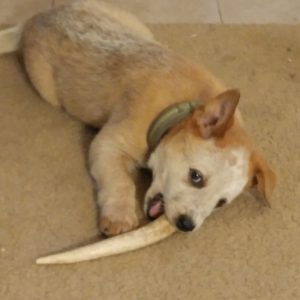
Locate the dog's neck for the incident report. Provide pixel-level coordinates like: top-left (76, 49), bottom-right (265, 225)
top-left (147, 100), bottom-right (204, 151)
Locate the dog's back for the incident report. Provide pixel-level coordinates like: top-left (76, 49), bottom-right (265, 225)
top-left (20, 0), bottom-right (180, 127)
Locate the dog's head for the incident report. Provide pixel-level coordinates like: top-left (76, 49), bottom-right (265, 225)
top-left (145, 89), bottom-right (276, 232)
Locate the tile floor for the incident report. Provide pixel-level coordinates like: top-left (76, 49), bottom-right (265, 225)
top-left (0, 0), bottom-right (299, 28)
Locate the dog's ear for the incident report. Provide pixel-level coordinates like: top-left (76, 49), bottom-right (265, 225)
top-left (194, 89), bottom-right (240, 139)
top-left (247, 151), bottom-right (276, 207)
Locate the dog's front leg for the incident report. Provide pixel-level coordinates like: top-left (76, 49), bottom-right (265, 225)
top-left (89, 130), bottom-right (139, 236)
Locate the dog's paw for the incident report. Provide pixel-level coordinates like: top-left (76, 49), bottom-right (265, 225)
top-left (99, 206), bottom-right (139, 236)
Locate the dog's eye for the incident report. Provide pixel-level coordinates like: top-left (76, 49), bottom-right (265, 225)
top-left (189, 168), bottom-right (205, 188)
top-left (215, 198), bottom-right (227, 208)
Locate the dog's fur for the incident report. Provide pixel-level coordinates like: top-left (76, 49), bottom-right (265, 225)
top-left (16, 0), bottom-right (275, 235)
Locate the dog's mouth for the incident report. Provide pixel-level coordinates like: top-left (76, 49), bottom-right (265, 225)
top-left (147, 193), bottom-right (165, 220)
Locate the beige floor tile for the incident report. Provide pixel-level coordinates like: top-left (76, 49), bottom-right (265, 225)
top-left (218, 0), bottom-right (300, 24)
top-left (109, 0), bottom-right (220, 23)
top-left (0, 0), bottom-right (52, 27)
top-left (3, 0), bottom-right (299, 28)
top-left (54, 0), bottom-right (221, 23)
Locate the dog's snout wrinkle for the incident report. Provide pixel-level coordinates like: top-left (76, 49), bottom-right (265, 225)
top-left (154, 193), bottom-right (163, 200)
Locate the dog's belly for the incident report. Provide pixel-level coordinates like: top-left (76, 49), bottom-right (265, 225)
top-left (54, 63), bottom-right (122, 127)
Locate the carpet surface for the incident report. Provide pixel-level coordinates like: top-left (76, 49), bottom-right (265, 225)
top-left (0, 24), bottom-right (299, 300)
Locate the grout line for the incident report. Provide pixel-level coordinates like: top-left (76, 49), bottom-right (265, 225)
top-left (216, 0), bottom-right (224, 24)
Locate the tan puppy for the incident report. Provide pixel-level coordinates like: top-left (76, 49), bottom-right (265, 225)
top-left (1, 1), bottom-right (275, 242)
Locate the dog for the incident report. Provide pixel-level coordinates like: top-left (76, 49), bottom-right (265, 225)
top-left (0, 0), bottom-right (275, 261)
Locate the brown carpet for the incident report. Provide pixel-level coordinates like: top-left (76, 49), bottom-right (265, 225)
top-left (0, 25), bottom-right (299, 300)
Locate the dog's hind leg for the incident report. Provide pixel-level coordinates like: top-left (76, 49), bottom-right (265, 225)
top-left (23, 47), bottom-right (60, 109)
top-left (21, 15), bottom-right (61, 109)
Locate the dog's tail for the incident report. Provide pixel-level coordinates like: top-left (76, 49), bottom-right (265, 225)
top-left (36, 216), bottom-right (176, 264)
top-left (0, 25), bottom-right (23, 55)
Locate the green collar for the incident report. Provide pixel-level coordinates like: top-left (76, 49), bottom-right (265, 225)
top-left (147, 100), bottom-right (204, 151)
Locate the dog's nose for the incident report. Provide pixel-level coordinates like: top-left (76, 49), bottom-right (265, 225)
top-left (176, 215), bottom-right (195, 232)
